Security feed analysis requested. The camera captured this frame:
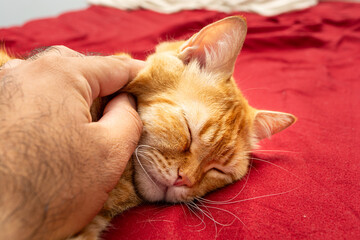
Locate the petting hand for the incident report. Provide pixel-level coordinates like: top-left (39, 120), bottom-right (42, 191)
top-left (0, 46), bottom-right (144, 240)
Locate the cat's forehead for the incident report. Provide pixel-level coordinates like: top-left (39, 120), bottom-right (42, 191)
top-left (147, 52), bottom-right (184, 73)
top-left (147, 52), bottom-right (229, 93)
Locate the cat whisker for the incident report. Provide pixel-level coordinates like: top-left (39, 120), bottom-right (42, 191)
top-left (137, 144), bottom-right (160, 152)
top-left (180, 202), bottom-right (189, 219)
top-left (135, 150), bottom-right (154, 158)
top-left (197, 164), bottom-right (252, 204)
top-left (187, 201), bottom-right (206, 223)
top-left (190, 201), bottom-right (214, 222)
top-left (197, 185), bottom-right (301, 205)
top-left (184, 201), bottom-right (207, 231)
top-left (201, 200), bottom-right (237, 238)
top-left (136, 145), bottom-right (168, 168)
top-left (196, 155), bottom-right (302, 206)
top-left (250, 149), bottom-right (299, 154)
top-left (135, 153), bottom-right (153, 164)
top-left (142, 219), bottom-right (174, 224)
top-left (199, 204), bottom-right (246, 228)
top-left (134, 146), bottom-right (162, 191)
top-left (136, 145), bottom-right (162, 161)
top-left (136, 151), bottom-right (172, 181)
top-left (193, 200), bottom-right (219, 237)
top-left (242, 87), bottom-right (269, 94)
top-left (190, 198), bottom-right (246, 238)
top-left (133, 154), bottom-right (155, 170)
top-left (197, 199), bottom-right (240, 228)
top-left (250, 156), bottom-right (300, 180)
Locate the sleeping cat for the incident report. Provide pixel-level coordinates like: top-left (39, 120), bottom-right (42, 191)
top-left (0, 16), bottom-right (296, 240)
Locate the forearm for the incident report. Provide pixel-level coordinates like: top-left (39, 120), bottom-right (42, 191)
top-left (0, 79), bottom-right (92, 239)
top-left (0, 167), bottom-right (51, 240)
top-left (0, 115), bottom-right (82, 240)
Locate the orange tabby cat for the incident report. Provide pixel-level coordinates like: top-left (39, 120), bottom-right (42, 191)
top-left (0, 16), bottom-right (296, 240)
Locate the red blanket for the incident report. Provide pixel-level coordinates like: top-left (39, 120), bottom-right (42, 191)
top-left (1, 2), bottom-right (359, 239)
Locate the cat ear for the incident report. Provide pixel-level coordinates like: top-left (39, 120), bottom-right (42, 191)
top-left (253, 110), bottom-right (297, 140)
top-left (178, 16), bottom-right (247, 77)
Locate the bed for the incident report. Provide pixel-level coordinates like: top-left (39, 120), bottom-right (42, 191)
top-left (1, 1), bottom-right (359, 239)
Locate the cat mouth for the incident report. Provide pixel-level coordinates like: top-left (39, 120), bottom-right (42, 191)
top-left (146, 172), bottom-right (187, 202)
top-left (134, 160), bottom-right (188, 202)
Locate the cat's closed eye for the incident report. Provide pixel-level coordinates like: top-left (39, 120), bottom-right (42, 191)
top-left (211, 167), bottom-right (227, 175)
top-left (184, 117), bottom-right (192, 152)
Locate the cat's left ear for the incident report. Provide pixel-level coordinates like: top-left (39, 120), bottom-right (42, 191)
top-left (178, 16), bottom-right (247, 78)
top-left (253, 110), bottom-right (297, 141)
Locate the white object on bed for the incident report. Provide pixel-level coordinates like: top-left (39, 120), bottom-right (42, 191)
top-left (87, 0), bottom-right (318, 16)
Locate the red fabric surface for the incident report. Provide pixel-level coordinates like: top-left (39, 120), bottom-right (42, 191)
top-left (1, 2), bottom-right (359, 239)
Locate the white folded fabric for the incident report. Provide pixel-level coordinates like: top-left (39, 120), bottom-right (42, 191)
top-left (88, 0), bottom-right (319, 16)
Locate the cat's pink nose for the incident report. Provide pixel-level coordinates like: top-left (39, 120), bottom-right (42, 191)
top-left (173, 172), bottom-right (193, 187)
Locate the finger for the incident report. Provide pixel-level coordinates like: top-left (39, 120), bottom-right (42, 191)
top-left (18, 48), bottom-right (145, 108)
top-left (71, 55), bottom-right (145, 100)
top-left (99, 93), bottom-right (142, 142)
top-left (93, 93), bottom-right (142, 178)
top-left (25, 50), bottom-right (145, 103)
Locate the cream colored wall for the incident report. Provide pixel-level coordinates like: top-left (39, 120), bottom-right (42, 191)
top-left (0, 0), bottom-right (88, 28)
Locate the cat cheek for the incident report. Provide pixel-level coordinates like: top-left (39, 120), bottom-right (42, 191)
top-left (134, 168), bottom-right (166, 202)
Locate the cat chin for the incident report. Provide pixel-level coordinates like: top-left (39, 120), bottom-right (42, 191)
top-left (164, 186), bottom-right (190, 203)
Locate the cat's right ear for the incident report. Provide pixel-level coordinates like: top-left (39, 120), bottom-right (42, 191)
top-left (178, 16), bottom-right (247, 78)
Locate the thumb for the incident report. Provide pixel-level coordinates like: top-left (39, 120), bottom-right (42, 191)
top-left (95, 93), bottom-right (143, 181)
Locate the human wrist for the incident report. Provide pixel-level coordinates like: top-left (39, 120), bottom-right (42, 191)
top-left (0, 114), bottom-right (93, 240)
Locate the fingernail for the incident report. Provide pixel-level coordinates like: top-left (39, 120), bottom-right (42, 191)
top-left (129, 59), bottom-right (146, 79)
top-left (127, 94), bottom-right (137, 109)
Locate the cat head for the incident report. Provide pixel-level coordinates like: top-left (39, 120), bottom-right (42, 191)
top-left (124, 16), bottom-right (296, 203)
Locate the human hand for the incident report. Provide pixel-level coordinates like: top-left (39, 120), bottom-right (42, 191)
top-left (0, 46), bottom-right (144, 240)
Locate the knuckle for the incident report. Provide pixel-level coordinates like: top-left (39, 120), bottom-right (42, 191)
top-left (45, 45), bottom-right (72, 55)
top-left (32, 54), bottom-right (89, 90)
top-left (32, 54), bottom-right (66, 73)
top-left (31, 45), bottom-right (81, 60)
top-left (29, 53), bottom-right (91, 101)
